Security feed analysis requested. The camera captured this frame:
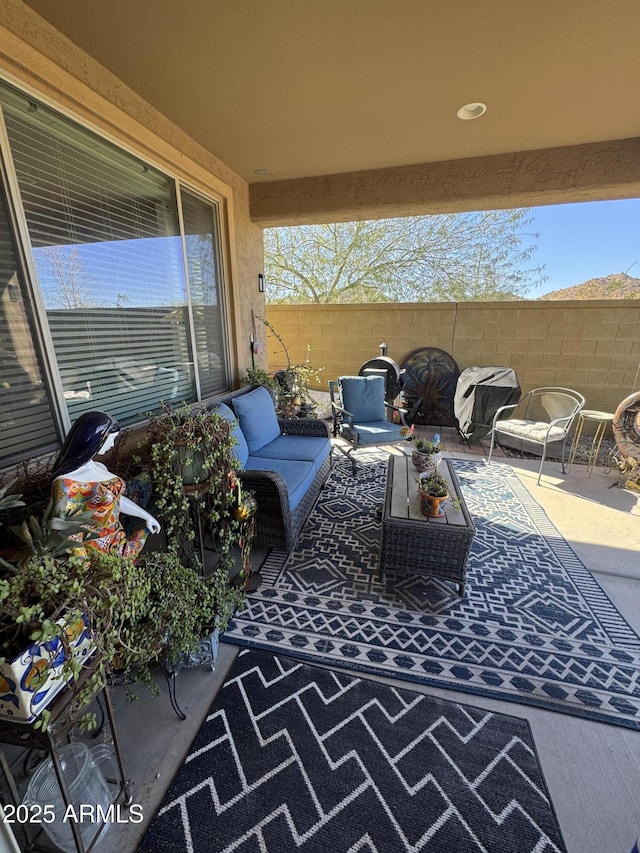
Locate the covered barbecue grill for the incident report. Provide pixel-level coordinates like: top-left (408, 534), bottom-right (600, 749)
top-left (454, 366), bottom-right (520, 441)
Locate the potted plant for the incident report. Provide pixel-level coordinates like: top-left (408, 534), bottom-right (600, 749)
top-left (247, 316), bottom-right (324, 419)
top-left (124, 551), bottom-right (244, 678)
top-left (146, 403), bottom-right (247, 561)
top-left (115, 404), bottom-right (253, 651)
top-left (0, 481), bottom-right (100, 727)
top-left (0, 545), bottom-right (243, 730)
top-left (408, 430), bottom-right (443, 473)
top-left (242, 366), bottom-right (280, 396)
top-left (418, 471), bottom-right (454, 517)
top-left (0, 501), bottom-right (245, 730)
top-left (144, 404), bottom-right (253, 670)
top-left (0, 415), bottom-right (249, 730)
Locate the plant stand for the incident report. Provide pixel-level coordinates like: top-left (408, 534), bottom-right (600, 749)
top-left (160, 627), bottom-right (222, 720)
top-left (0, 657), bottom-right (132, 852)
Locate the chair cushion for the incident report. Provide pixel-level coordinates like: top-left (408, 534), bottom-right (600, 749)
top-left (339, 375), bottom-right (385, 422)
top-left (252, 435), bottom-right (331, 474)
top-left (232, 386), bottom-right (281, 453)
top-left (244, 456), bottom-right (316, 511)
top-left (495, 418), bottom-right (567, 443)
top-left (211, 403), bottom-right (249, 468)
top-left (345, 420), bottom-right (405, 446)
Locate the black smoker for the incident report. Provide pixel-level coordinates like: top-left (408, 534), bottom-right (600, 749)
top-left (358, 343), bottom-right (405, 409)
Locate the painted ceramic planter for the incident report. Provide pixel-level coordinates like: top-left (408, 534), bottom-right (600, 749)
top-left (411, 449), bottom-right (442, 473)
top-left (418, 489), bottom-right (449, 517)
top-left (0, 615), bottom-right (94, 723)
top-left (166, 627), bottom-right (221, 675)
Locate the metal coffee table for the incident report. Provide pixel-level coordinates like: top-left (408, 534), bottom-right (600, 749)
top-left (380, 456), bottom-right (476, 596)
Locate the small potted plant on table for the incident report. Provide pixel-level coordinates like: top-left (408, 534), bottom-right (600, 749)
top-left (418, 471), bottom-right (451, 517)
top-left (406, 428), bottom-right (442, 473)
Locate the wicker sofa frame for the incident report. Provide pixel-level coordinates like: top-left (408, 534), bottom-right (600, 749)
top-left (211, 386), bottom-right (332, 550)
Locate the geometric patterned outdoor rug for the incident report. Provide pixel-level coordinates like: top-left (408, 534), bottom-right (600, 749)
top-left (137, 648), bottom-right (567, 852)
top-left (223, 452), bottom-right (640, 730)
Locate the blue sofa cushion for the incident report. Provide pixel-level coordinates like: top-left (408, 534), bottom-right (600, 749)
top-left (211, 403), bottom-right (249, 468)
top-left (339, 375), bottom-right (385, 422)
top-left (252, 435), bottom-right (331, 474)
top-left (244, 456), bottom-right (316, 511)
top-left (233, 386), bottom-right (281, 453)
top-left (343, 420), bottom-right (404, 446)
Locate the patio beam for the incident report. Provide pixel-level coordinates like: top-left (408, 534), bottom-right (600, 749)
top-left (250, 137), bottom-right (640, 227)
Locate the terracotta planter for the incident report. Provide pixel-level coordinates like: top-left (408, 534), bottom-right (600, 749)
top-left (419, 489), bottom-right (449, 517)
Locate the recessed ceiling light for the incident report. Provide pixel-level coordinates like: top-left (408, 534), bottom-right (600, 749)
top-left (456, 102), bottom-right (487, 121)
top-left (254, 168), bottom-right (270, 175)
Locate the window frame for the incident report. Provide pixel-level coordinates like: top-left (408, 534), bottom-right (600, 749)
top-left (0, 75), bottom-right (234, 466)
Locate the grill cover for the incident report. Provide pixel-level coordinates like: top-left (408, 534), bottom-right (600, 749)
top-left (454, 366), bottom-right (520, 440)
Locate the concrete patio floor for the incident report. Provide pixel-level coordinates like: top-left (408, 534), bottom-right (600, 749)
top-left (89, 434), bottom-right (640, 853)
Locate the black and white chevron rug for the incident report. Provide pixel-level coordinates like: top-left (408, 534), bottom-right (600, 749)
top-left (138, 649), bottom-right (566, 853)
top-left (223, 452), bottom-right (640, 729)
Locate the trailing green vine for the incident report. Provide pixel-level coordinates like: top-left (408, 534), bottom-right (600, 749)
top-left (147, 403), bottom-right (248, 570)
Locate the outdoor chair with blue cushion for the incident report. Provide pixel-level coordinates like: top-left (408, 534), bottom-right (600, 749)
top-left (487, 386), bottom-right (585, 484)
top-left (329, 375), bottom-right (409, 474)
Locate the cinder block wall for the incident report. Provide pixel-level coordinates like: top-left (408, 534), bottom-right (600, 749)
top-left (264, 300), bottom-right (640, 426)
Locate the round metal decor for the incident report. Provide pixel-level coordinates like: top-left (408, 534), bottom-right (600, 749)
top-left (400, 347), bottom-right (460, 426)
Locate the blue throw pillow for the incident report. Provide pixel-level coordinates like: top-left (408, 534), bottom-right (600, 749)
top-left (232, 386), bottom-right (281, 453)
top-left (339, 375), bottom-right (385, 422)
top-left (211, 403), bottom-right (249, 467)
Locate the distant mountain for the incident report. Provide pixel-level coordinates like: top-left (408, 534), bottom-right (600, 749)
top-left (540, 272), bottom-right (640, 300)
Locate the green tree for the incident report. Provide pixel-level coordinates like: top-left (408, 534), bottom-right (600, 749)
top-left (264, 210), bottom-right (546, 303)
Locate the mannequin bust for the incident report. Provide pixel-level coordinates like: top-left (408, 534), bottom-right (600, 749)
top-left (51, 411), bottom-right (160, 562)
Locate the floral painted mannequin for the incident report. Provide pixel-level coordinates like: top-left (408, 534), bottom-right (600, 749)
top-left (51, 411), bottom-right (160, 562)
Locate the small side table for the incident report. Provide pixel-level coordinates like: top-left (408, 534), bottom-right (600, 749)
top-left (569, 410), bottom-right (614, 477)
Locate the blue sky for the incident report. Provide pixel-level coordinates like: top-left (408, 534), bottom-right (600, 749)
top-left (522, 199), bottom-right (640, 297)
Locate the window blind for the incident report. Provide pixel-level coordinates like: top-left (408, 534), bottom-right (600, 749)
top-left (181, 189), bottom-right (228, 398)
top-left (1, 89), bottom-right (198, 426)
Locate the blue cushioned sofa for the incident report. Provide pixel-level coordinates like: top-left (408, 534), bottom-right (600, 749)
top-left (210, 385), bottom-right (332, 550)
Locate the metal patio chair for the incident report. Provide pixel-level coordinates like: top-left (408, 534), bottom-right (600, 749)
top-left (329, 375), bottom-right (409, 474)
top-left (487, 386), bottom-right (585, 484)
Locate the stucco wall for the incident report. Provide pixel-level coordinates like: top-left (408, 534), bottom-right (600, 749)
top-left (251, 139), bottom-right (640, 227)
top-left (0, 0), bottom-right (265, 384)
top-left (264, 301), bottom-right (640, 426)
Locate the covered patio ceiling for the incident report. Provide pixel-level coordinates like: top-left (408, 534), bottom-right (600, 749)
top-left (16, 1), bottom-right (640, 225)
top-left (20, 1), bottom-right (640, 178)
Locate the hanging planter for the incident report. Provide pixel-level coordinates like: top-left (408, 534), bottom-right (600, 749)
top-left (176, 445), bottom-right (210, 490)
